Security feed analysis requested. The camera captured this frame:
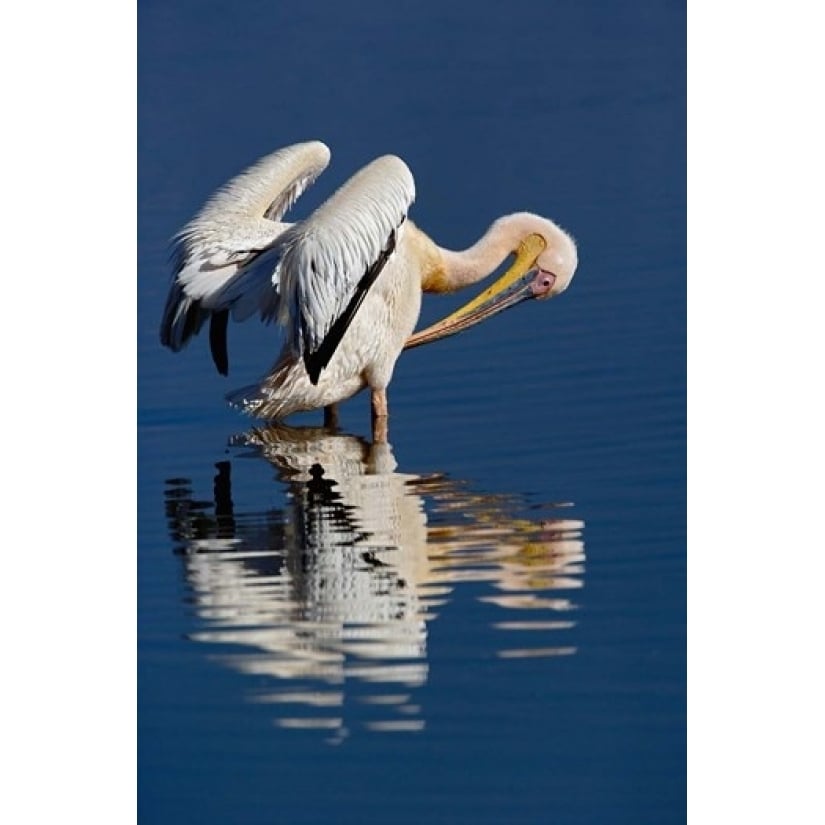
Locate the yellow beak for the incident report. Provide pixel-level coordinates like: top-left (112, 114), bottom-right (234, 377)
top-left (405, 233), bottom-right (547, 350)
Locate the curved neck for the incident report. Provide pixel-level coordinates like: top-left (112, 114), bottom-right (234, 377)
top-left (437, 213), bottom-right (547, 290)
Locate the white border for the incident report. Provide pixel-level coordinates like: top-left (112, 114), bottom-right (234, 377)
top-left (3, 2), bottom-right (135, 822)
top-left (689, 2), bottom-right (824, 820)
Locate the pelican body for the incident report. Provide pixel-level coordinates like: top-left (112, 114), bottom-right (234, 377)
top-left (160, 141), bottom-right (578, 440)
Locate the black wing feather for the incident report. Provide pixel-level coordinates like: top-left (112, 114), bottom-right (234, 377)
top-left (209, 310), bottom-right (230, 376)
top-left (303, 227), bottom-right (398, 385)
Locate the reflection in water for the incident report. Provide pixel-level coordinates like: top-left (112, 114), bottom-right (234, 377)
top-left (164, 426), bottom-right (584, 742)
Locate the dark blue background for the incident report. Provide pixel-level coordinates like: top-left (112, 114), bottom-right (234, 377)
top-left (139, 1), bottom-right (685, 822)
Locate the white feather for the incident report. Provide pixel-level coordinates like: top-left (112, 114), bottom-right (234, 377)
top-left (275, 155), bottom-right (415, 356)
top-left (160, 141), bottom-right (331, 352)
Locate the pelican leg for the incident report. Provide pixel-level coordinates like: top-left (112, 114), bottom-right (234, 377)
top-left (371, 389), bottom-right (388, 444)
top-left (323, 403), bottom-right (340, 430)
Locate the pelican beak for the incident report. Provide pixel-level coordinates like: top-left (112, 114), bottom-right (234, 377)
top-left (405, 233), bottom-right (550, 350)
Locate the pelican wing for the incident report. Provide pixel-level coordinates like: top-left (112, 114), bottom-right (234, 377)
top-left (276, 155), bottom-right (415, 384)
top-left (160, 141), bottom-right (331, 374)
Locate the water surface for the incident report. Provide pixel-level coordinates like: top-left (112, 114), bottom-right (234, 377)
top-left (139, 1), bottom-right (685, 822)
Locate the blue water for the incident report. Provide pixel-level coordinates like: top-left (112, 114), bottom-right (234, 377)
top-left (139, 1), bottom-right (685, 822)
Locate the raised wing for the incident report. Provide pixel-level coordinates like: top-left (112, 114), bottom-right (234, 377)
top-left (276, 155), bottom-right (415, 384)
top-left (160, 141), bottom-right (331, 374)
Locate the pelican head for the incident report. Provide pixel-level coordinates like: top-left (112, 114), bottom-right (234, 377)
top-left (405, 214), bottom-right (577, 350)
top-left (532, 216), bottom-right (578, 298)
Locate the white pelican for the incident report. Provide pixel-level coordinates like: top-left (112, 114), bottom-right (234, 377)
top-left (160, 141), bottom-right (578, 440)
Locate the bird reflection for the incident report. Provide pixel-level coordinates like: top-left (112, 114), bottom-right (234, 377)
top-left (164, 425), bottom-right (585, 741)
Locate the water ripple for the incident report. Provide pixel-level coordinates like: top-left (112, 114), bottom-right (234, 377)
top-left (164, 424), bottom-right (585, 742)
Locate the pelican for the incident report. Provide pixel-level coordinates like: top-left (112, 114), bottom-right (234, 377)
top-left (160, 141), bottom-right (578, 440)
